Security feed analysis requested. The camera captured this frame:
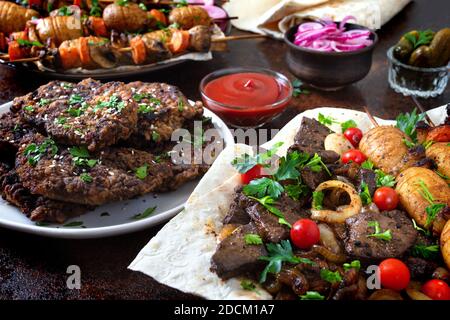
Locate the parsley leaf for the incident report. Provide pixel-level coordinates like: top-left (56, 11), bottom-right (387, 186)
top-left (274, 151), bottom-right (308, 181)
top-left (361, 160), bottom-right (374, 170)
top-left (312, 191), bottom-right (324, 210)
top-left (69, 146), bottom-right (90, 158)
top-left (131, 206), bottom-right (157, 220)
top-left (305, 153), bottom-right (331, 176)
top-left (359, 181), bottom-right (372, 205)
top-left (24, 139), bottom-right (58, 166)
top-left (17, 39), bottom-right (44, 47)
top-left (417, 179), bottom-right (445, 228)
top-left (411, 244), bottom-right (440, 260)
top-left (80, 173), bottom-right (93, 183)
top-left (292, 79), bottom-right (309, 97)
top-left (300, 291), bottom-right (325, 300)
top-left (320, 269), bottom-right (342, 284)
top-left (404, 29), bottom-right (434, 49)
top-left (244, 234), bottom-right (263, 245)
top-left (259, 240), bottom-right (314, 283)
top-left (341, 120), bottom-right (357, 133)
top-left (318, 113), bottom-right (338, 126)
top-left (375, 169), bottom-right (396, 187)
top-left (243, 177), bottom-right (284, 199)
top-left (231, 142), bottom-right (283, 174)
top-left (285, 183), bottom-right (309, 201)
top-left (69, 147), bottom-right (98, 168)
top-left (343, 260), bottom-right (361, 272)
top-left (367, 221), bottom-right (392, 241)
top-left (396, 108), bottom-right (425, 143)
top-left (135, 164), bottom-right (148, 180)
top-left (248, 196), bottom-right (291, 228)
top-left (240, 280), bottom-right (260, 294)
top-left (412, 219), bottom-right (431, 236)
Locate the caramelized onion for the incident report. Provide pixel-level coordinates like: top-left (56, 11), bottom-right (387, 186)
top-left (311, 180), bottom-right (362, 223)
top-left (318, 224), bottom-right (343, 254)
top-left (406, 289), bottom-right (432, 300)
top-left (312, 245), bottom-right (347, 264)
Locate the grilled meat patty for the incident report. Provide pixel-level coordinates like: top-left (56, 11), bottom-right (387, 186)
top-left (13, 79), bottom-right (138, 152)
top-left (125, 82), bottom-right (204, 147)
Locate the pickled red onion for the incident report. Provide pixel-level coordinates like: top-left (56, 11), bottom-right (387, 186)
top-left (293, 16), bottom-right (373, 52)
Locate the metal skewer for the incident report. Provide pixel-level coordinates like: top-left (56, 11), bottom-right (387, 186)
top-left (411, 95), bottom-right (435, 127)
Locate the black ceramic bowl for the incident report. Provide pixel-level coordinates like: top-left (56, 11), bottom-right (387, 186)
top-left (284, 22), bottom-right (378, 90)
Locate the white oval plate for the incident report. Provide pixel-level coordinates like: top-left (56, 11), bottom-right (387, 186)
top-left (0, 101), bottom-right (233, 239)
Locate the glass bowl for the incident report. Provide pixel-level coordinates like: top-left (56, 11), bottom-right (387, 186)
top-left (387, 46), bottom-right (449, 98)
top-left (199, 68), bottom-right (292, 128)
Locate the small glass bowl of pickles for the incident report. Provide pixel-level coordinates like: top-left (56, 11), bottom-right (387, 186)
top-left (388, 28), bottom-right (450, 98)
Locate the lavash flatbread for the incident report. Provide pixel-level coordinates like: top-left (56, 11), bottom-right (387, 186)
top-left (129, 105), bottom-right (447, 300)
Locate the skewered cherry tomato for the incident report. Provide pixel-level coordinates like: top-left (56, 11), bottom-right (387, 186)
top-left (344, 127), bottom-right (363, 147)
top-left (241, 164), bottom-right (264, 185)
top-left (341, 149), bottom-right (367, 165)
top-left (422, 279), bottom-right (450, 300)
top-left (8, 41), bottom-right (27, 61)
top-left (290, 219), bottom-right (320, 250)
top-left (373, 187), bottom-right (399, 211)
top-left (379, 258), bottom-right (410, 291)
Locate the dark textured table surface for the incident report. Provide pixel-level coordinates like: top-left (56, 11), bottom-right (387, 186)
top-left (0, 0), bottom-right (449, 300)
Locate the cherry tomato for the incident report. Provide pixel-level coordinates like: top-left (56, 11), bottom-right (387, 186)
top-left (373, 187), bottom-right (399, 211)
top-left (241, 164), bottom-right (264, 185)
top-left (341, 149), bottom-right (367, 165)
top-left (290, 219), bottom-right (320, 250)
top-left (422, 279), bottom-right (450, 300)
top-left (344, 127), bottom-right (363, 147)
top-left (379, 258), bottom-right (410, 291)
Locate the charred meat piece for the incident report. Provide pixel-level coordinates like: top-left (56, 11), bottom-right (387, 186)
top-left (301, 167), bottom-right (329, 190)
top-left (406, 257), bottom-right (439, 280)
top-left (0, 170), bottom-right (89, 223)
top-left (13, 79), bottom-right (138, 151)
top-left (223, 188), bottom-right (254, 225)
top-left (345, 209), bottom-right (418, 261)
top-left (15, 134), bottom-right (173, 206)
top-left (211, 223), bottom-right (267, 280)
top-left (289, 117), bottom-right (331, 155)
top-left (247, 195), bottom-right (309, 243)
top-left (356, 168), bottom-right (377, 196)
top-left (125, 82), bottom-right (203, 147)
top-left (0, 112), bottom-right (34, 155)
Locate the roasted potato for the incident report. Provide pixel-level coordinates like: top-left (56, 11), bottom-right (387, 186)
top-left (0, 1), bottom-right (39, 34)
top-left (396, 167), bottom-right (450, 235)
top-left (441, 220), bottom-right (450, 270)
top-left (426, 142), bottom-right (450, 178)
top-left (324, 133), bottom-right (352, 157)
top-left (103, 3), bottom-right (149, 33)
top-left (33, 16), bottom-right (84, 46)
top-left (168, 6), bottom-right (211, 30)
top-left (359, 126), bottom-right (411, 176)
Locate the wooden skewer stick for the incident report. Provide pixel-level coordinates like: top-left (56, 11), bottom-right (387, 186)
top-left (363, 106), bottom-right (379, 127)
top-left (0, 55), bottom-right (40, 63)
top-left (411, 95), bottom-right (435, 127)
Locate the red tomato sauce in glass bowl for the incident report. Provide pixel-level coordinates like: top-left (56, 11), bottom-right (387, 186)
top-left (200, 68), bottom-right (292, 128)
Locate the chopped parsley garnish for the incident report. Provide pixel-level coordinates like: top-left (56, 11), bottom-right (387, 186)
top-left (300, 291), bottom-right (325, 300)
top-left (292, 79), bottom-right (309, 97)
top-left (417, 179), bottom-right (445, 228)
top-left (39, 98), bottom-right (51, 106)
top-left (62, 82), bottom-right (73, 89)
top-left (57, 5), bottom-right (74, 16)
top-left (151, 131), bottom-right (160, 142)
top-left (375, 169), bottom-right (396, 188)
top-left (320, 269), bottom-right (342, 284)
top-left (396, 108), bottom-right (425, 143)
top-left (404, 29), bottom-right (434, 49)
top-left (340, 119), bottom-right (357, 133)
top-left (318, 113), bottom-right (338, 126)
top-left (95, 95), bottom-right (126, 112)
top-left (411, 244), bottom-right (440, 260)
top-left (422, 140), bottom-right (434, 149)
top-left (17, 39), bottom-right (44, 47)
top-left (248, 196), bottom-right (291, 228)
top-left (259, 240), bottom-right (314, 283)
top-left (69, 94), bottom-right (84, 105)
top-left (231, 142), bottom-right (283, 174)
top-left (361, 160), bottom-right (374, 170)
top-left (312, 191), bottom-right (324, 210)
top-left (367, 221), bottom-right (392, 241)
top-left (24, 139), bottom-right (58, 166)
top-left (80, 173), bottom-right (93, 183)
top-left (54, 117), bottom-right (67, 125)
top-left (24, 105), bottom-right (34, 112)
top-left (132, 93), bottom-right (161, 105)
top-left (403, 138), bottom-right (416, 149)
top-left (178, 97), bottom-right (185, 112)
top-left (343, 260), bottom-right (361, 272)
top-left (131, 206), bottom-right (157, 220)
top-left (90, 0), bottom-right (102, 16)
top-left (135, 164), bottom-right (148, 180)
top-left (285, 183), bottom-right (309, 201)
top-left (243, 177), bottom-right (284, 199)
top-left (69, 146), bottom-right (97, 168)
top-left (240, 280), bottom-right (259, 294)
top-left (176, 0), bottom-right (188, 7)
top-left (138, 2), bottom-right (147, 10)
top-left (359, 181), bottom-right (372, 205)
top-left (137, 104), bottom-right (155, 114)
top-left (412, 219), bottom-right (431, 236)
top-left (244, 234), bottom-right (263, 245)
top-left (117, 0), bottom-right (128, 6)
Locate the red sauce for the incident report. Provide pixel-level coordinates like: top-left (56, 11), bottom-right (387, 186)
top-left (202, 72), bottom-right (291, 127)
